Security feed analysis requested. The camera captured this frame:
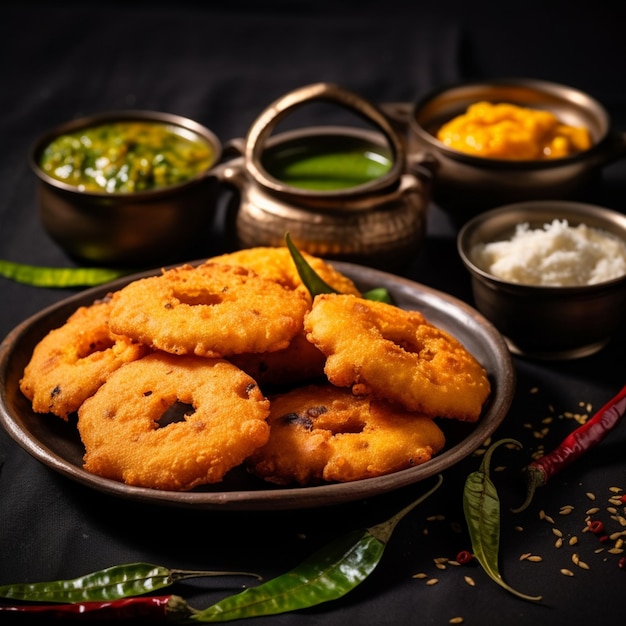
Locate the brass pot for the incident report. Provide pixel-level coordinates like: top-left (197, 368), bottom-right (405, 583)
top-left (387, 78), bottom-right (626, 224)
top-left (214, 82), bottom-right (433, 271)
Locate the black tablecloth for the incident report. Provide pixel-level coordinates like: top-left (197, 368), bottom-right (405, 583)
top-left (2, 2), bottom-right (626, 624)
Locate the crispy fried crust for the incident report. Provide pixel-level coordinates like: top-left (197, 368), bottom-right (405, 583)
top-left (247, 383), bottom-right (446, 485)
top-left (304, 294), bottom-right (491, 422)
top-left (209, 247), bottom-right (361, 301)
top-left (108, 263), bottom-right (309, 357)
top-left (78, 353), bottom-right (270, 490)
top-left (19, 299), bottom-right (146, 420)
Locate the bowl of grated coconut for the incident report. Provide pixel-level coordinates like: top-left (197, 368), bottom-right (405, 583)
top-left (457, 200), bottom-right (626, 360)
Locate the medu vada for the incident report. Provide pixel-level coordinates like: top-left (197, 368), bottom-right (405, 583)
top-left (19, 298), bottom-right (146, 420)
top-left (303, 294), bottom-right (491, 422)
top-left (77, 352), bottom-right (270, 491)
top-left (108, 262), bottom-right (310, 357)
top-left (247, 383), bottom-right (446, 485)
top-left (208, 247), bottom-right (361, 301)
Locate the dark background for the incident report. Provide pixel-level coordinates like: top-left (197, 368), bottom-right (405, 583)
top-left (1, 2), bottom-right (625, 624)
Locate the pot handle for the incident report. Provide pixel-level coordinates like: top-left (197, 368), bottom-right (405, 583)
top-left (244, 82), bottom-right (406, 193)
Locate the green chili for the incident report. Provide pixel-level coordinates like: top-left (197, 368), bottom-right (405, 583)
top-left (191, 475), bottom-right (443, 622)
top-left (285, 233), bottom-right (393, 304)
top-left (463, 439), bottom-right (541, 602)
top-left (0, 563), bottom-right (261, 604)
top-left (0, 259), bottom-right (132, 288)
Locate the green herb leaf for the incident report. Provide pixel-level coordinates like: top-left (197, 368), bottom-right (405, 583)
top-left (463, 439), bottom-right (542, 602)
top-left (285, 233), bottom-right (395, 304)
top-left (0, 259), bottom-right (132, 288)
top-left (361, 287), bottom-right (394, 304)
top-left (285, 233), bottom-right (338, 297)
top-left (192, 475), bottom-right (443, 622)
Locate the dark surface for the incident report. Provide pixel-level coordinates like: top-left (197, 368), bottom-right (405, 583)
top-left (1, 2), bottom-right (626, 624)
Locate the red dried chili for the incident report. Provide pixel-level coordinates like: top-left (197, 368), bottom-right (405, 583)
top-left (513, 383), bottom-right (626, 513)
top-left (0, 595), bottom-right (193, 622)
top-left (456, 550), bottom-right (474, 565)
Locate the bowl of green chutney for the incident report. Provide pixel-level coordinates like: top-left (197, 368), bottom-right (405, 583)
top-left (30, 110), bottom-right (223, 267)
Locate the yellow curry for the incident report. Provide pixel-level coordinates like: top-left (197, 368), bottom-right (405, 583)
top-left (436, 101), bottom-right (591, 160)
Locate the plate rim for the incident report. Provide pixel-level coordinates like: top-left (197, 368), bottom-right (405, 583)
top-left (0, 260), bottom-right (515, 510)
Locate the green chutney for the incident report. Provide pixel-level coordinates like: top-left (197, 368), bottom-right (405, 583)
top-left (39, 121), bottom-right (215, 193)
top-left (263, 143), bottom-right (393, 191)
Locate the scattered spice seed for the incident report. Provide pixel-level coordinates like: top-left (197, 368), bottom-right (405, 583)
top-left (569, 537), bottom-right (578, 546)
top-left (559, 505), bottom-right (574, 515)
top-left (586, 492), bottom-right (596, 501)
top-left (555, 538), bottom-right (563, 549)
top-left (560, 569), bottom-right (575, 577)
top-left (449, 618), bottom-right (464, 624)
top-left (412, 573), bottom-right (427, 579)
top-left (552, 528), bottom-right (563, 537)
top-left (526, 556), bottom-right (543, 563)
top-left (586, 507), bottom-right (600, 515)
top-left (464, 576), bottom-right (475, 587)
top-left (426, 578), bottom-right (439, 586)
top-left (520, 553), bottom-right (532, 561)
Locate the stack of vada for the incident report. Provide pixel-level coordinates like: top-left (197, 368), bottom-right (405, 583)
top-left (19, 247), bottom-right (491, 491)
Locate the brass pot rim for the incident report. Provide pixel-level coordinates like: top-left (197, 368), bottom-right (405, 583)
top-left (29, 109), bottom-right (223, 198)
top-left (410, 77), bottom-right (614, 169)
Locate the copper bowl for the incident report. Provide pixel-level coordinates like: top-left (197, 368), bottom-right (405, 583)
top-left (30, 110), bottom-right (223, 266)
top-left (457, 200), bottom-right (626, 360)
top-left (404, 78), bottom-right (626, 223)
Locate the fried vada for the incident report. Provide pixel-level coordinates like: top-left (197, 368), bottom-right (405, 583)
top-left (247, 383), bottom-right (446, 485)
top-left (108, 262), bottom-right (310, 357)
top-left (19, 298), bottom-right (146, 420)
top-left (304, 294), bottom-right (491, 422)
top-left (208, 247), bottom-right (361, 301)
top-left (78, 352), bottom-right (270, 490)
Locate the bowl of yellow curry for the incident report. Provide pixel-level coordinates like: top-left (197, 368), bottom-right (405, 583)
top-left (404, 78), bottom-right (626, 222)
top-left (30, 110), bottom-right (223, 266)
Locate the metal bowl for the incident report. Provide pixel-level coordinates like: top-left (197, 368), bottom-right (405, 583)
top-left (457, 201), bottom-right (626, 360)
top-left (406, 78), bottom-right (626, 223)
top-left (30, 110), bottom-right (223, 266)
